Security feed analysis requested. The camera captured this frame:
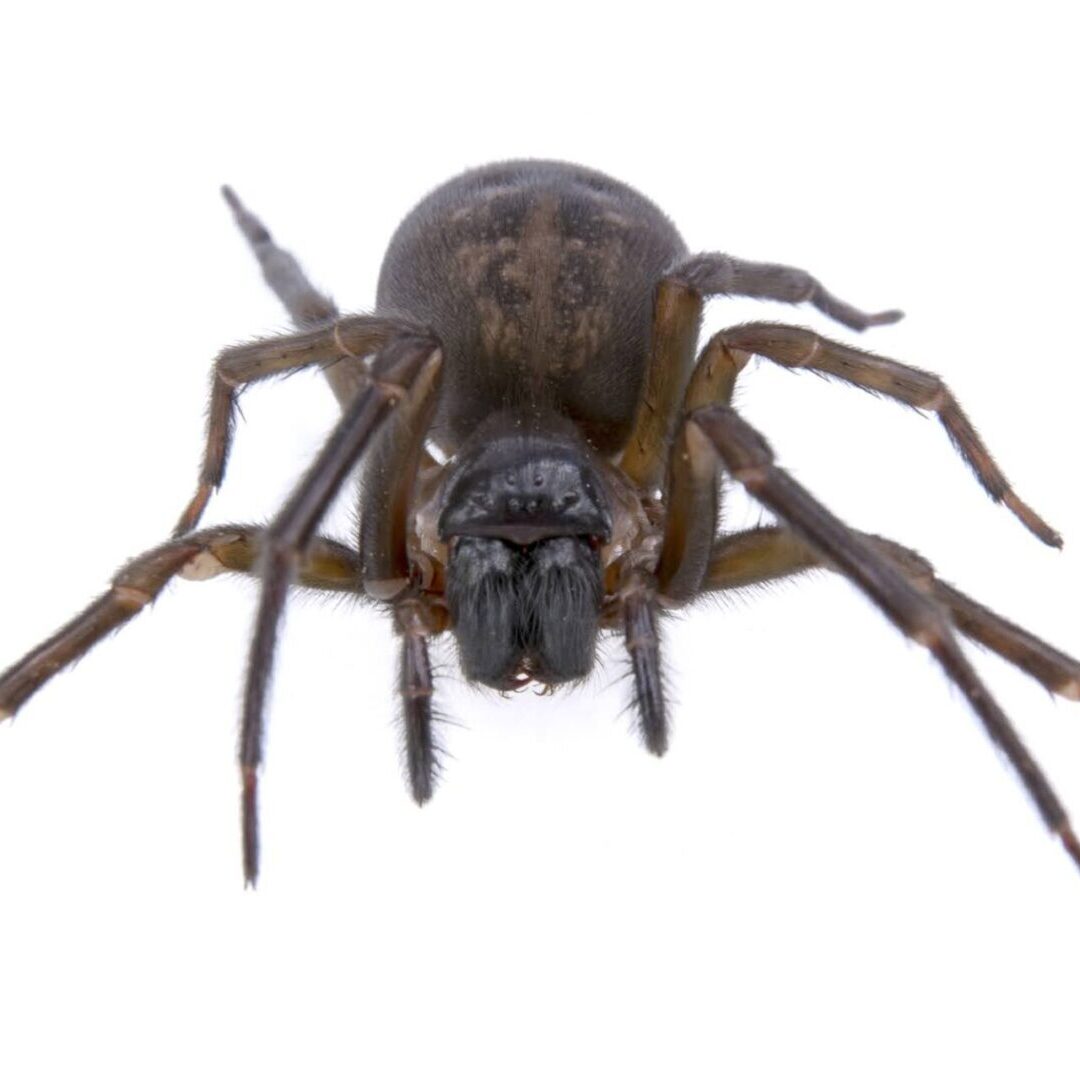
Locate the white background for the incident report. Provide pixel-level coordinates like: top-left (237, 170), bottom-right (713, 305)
top-left (1, 3), bottom-right (1078, 1077)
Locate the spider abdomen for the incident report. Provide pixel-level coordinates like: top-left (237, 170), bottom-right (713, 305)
top-left (376, 160), bottom-right (688, 455)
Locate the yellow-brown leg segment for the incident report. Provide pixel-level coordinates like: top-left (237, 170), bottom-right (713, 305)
top-left (712, 322), bottom-right (1060, 546)
top-left (621, 332), bottom-right (751, 748)
top-left (0, 526), bottom-right (363, 721)
top-left (173, 314), bottom-right (424, 537)
top-left (358, 336), bottom-right (444, 601)
top-left (702, 526), bottom-right (1080, 700)
top-left (689, 404), bottom-right (1080, 876)
top-left (656, 336), bottom-right (750, 600)
top-left (619, 280), bottom-right (704, 493)
top-left (621, 253), bottom-right (900, 496)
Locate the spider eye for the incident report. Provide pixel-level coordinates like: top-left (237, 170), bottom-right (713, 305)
top-left (437, 432), bottom-right (612, 547)
top-left (439, 458), bottom-right (610, 546)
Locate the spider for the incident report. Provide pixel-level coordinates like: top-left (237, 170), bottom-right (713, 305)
top-left (2, 160), bottom-right (1078, 886)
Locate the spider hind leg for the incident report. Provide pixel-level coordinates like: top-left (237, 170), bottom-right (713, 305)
top-left (690, 403), bottom-right (1080, 876)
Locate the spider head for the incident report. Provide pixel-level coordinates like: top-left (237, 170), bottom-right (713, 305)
top-left (437, 416), bottom-right (611, 690)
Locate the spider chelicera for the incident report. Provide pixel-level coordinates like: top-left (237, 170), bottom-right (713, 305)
top-left (2, 160), bottom-right (1078, 885)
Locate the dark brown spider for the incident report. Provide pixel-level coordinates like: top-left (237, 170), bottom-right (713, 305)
top-left (2, 160), bottom-right (1078, 886)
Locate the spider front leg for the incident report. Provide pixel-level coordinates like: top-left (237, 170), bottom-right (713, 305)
top-left (620, 251), bottom-right (899, 492)
top-left (672, 251), bottom-right (903, 332)
top-left (356, 320), bottom-right (448, 804)
top-left (0, 527), bottom-right (364, 721)
top-left (689, 404), bottom-right (1080, 875)
top-left (396, 599), bottom-right (446, 805)
top-left (618, 333), bottom-right (750, 751)
top-left (240, 332), bottom-right (442, 885)
top-left (173, 313), bottom-right (424, 536)
top-left (707, 322), bottom-right (1059, 546)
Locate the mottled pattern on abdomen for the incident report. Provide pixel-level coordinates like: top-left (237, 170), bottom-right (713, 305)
top-left (376, 161), bottom-right (687, 455)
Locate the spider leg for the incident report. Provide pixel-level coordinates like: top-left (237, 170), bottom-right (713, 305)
top-left (0, 526), bottom-right (363, 721)
top-left (623, 335), bottom-right (746, 737)
top-left (689, 404), bottom-right (1080, 874)
top-left (656, 335), bottom-right (749, 600)
top-left (672, 252), bottom-right (903, 331)
top-left (619, 279), bottom-right (703, 489)
top-left (356, 335), bottom-right (446, 801)
top-left (711, 322), bottom-right (1060, 546)
top-left (240, 333), bottom-right (442, 886)
top-left (702, 526), bottom-right (1080, 701)
top-left (622, 586), bottom-right (668, 755)
top-left (396, 600), bottom-right (442, 804)
top-left (222, 185), bottom-right (338, 328)
top-left (620, 253), bottom-right (899, 491)
top-left (174, 313), bottom-right (422, 537)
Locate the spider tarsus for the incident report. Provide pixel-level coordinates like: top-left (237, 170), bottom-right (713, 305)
top-left (405, 722), bottom-right (437, 805)
top-left (409, 772), bottom-right (435, 806)
top-left (242, 766), bottom-right (260, 888)
top-left (863, 308), bottom-right (904, 329)
top-left (1057, 823), bottom-right (1080, 876)
top-left (623, 591), bottom-right (670, 756)
top-left (1002, 491), bottom-right (1063, 549)
top-left (644, 727), bottom-right (669, 757)
top-left (1057, 679), bottom-right (1080, 702)
top-left (636, 659), bottom-right (669, 758)
top-left (221, 185), bottom-right (271, 246)
top-left (0, 704), bottom-right (13, 723)
top-left (220, 184), bottom-right (240, 210)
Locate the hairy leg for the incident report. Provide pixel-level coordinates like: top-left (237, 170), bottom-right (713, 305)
top-left (656, 334), bottom-right (750, 600)
top-left (240, 334), bottom-right (442, 885)
top-left (0, 526), bottom-right (363, 721)
top-left (174, 314), bottom-right (422, 536)
top-left (689, 404), bottom-right (1080, 875)
top-left (706, 322), bottom-right (1059, 546)
top-left (622, 585), bottom-right (668, 756)
top-left (700, 526), bottom-right (1080, 700)
top-left (621, 251), bottom-right (900, 492)
top-left (396, 599), bottom-right (443, 804)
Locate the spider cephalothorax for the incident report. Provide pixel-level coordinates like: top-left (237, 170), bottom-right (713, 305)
top-left (2, 160), bottom-right (1078, 885)
top-left (438, 417), bottom-right (611, 690)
